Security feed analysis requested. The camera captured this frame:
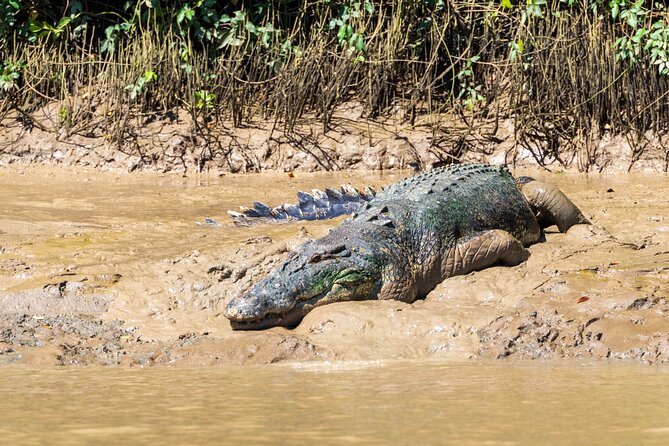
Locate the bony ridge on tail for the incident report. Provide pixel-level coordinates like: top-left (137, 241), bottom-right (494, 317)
top-left (228, 184), bottom-right (377, 225)
top-left (224, 163), bottom-right (589, 330)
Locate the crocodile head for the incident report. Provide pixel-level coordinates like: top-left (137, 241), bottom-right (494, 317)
top-left (224, 238), bottom-right (383, 330)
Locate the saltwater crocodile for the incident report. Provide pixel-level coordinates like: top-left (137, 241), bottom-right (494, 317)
top-left (224, 164), bottom-right (589, 330)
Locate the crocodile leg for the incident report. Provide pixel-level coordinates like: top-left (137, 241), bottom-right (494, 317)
top-left (516, 178), bottom-right (589, 232)
top-left (383, 229), bottom-right (530, 302)
top-left (440, 229), bottom-right (530, 280)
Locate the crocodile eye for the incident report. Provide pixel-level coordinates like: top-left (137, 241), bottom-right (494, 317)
top-left (308, 253), bottom-right (322, 263)
top-left (327, 244), bottom-right (348, 255)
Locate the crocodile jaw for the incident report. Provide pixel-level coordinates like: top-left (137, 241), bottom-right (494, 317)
top-left (224, 286), bottom-right (330, 330)
top-left (223, 268), bottom-right (381, 330)
top-left (225, 298), bottom-right (315, 330)
top-left (223, 233), bottom-right (384, 330)
top-left (227, 309), bottom-right (303, 330)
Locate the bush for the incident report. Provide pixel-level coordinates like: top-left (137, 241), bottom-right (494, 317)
top-left (1, 0), bottom-right (668, 170)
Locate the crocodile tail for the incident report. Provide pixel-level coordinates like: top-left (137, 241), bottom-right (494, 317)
top-left (516, 177), bottom-right (590, 232)
top-left (227, 185), bottom-right (377, 225)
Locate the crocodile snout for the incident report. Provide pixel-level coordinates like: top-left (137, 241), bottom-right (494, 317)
top-left (224, 293), bottom-right (266, 322)
top-left (224, 286), bottom-right (307, 330)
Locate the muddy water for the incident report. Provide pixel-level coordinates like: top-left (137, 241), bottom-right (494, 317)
top-left (0, 168), bottom-right (402, 340)
top-left (0, 166), bottom-right (668, 367)
top-left (0, 168), bottom-right (399, 273)
top-left (1, 166), bottom-right (669, 444)
top-left (3, 361), bottom-right (669, 445)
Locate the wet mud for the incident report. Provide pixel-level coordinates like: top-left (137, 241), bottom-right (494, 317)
top-left (1, 166), bottom-right (668, 366)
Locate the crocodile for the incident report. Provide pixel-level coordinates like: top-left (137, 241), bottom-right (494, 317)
top-left (227, 184), bottom-right (377, 225)
top-left (224, 163), bottom-right (589, 330)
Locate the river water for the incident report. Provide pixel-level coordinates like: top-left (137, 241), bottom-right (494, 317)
top-left (1, 166), bottom-right (669, 444)
top-left (3, 360), bottom-right (669, 445)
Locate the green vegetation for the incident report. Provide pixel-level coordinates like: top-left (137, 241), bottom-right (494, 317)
top-left (1, 0), bottom-right (668, 170)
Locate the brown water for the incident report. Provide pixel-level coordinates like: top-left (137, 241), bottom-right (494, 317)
top-left (0, 168), bottom-right (402, 274)
top-left (0, 168), bottom-right (404, 339)
top-left (3, 361), bottom-right (669, 445)
top-left (1, 167), bottom-right (669, 443)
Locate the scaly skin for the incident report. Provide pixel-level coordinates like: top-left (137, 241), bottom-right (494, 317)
top-left (224, 164), bottom-right (589, 330)
top-left (228, 185), bottom-right (377, 225)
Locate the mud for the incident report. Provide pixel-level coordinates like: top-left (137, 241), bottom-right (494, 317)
top-left (0, 166), bottom-right (668, 366)
top-left (2, 106), bottom-right (668, 174)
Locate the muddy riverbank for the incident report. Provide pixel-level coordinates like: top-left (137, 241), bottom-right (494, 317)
top-left (1, 166), bottom-right (668, 366)
top-left (2, 109), bottom-right (669, 174)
